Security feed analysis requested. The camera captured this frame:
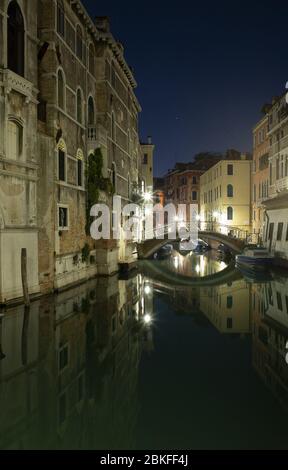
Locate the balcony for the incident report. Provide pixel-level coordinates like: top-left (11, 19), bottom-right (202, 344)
top-left (275, 177), bottom-right (288, 193)
top-left (87, 124), bottom-right (107, 153)
top-left (0, 68), bottom-right (37, 103)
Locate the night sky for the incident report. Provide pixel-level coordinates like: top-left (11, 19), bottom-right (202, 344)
top-left (83, 0), bottom-right (288, 176)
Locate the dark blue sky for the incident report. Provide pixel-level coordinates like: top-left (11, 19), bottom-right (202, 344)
top-left (83, 0), bottom-right (288, 176)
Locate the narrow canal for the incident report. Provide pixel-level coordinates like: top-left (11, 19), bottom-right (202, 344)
top-left (0, 251), bottom-right (288, 449)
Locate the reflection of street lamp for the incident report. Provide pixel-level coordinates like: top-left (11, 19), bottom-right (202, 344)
top-left (143, 314), bottom-right (152, 325)
top-left (144, 285), bottom-right (151, 295)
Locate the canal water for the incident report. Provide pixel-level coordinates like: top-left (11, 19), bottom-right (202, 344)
top-left (0, 253), bottom-right (288, 449)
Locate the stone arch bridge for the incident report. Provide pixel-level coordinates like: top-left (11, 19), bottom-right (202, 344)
top-left (138, 227), bottom-right (246, 259)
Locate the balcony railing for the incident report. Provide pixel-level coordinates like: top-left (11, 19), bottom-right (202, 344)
top-left (1, 68), bottom-right (36, 102)
top-left (275, 177), bottom-right (288, 193)
top-left (87, 124), bottom-right (107, 145)
top-left (88, 126), bottom-right (97, 141)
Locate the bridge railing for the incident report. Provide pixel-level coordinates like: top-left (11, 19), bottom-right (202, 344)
top-left (199, 222), bottom-right (252, 243)
top-left (141, 221), bottom-right (253, 244)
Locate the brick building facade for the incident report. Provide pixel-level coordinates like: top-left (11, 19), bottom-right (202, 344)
top-left (0, 0), bottom-right (147, 304)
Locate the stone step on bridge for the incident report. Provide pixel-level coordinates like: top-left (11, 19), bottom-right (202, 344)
top-left (138, 225), bottom-right (246, 259)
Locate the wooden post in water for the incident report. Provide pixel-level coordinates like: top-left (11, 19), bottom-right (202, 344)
top-left (21, 248), bottom-right (30, 307)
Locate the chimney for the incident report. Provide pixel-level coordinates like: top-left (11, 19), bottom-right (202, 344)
top-left (95, 16), bottom-right (110, 33)
top-left (147, 136), bottom-right (152, 144)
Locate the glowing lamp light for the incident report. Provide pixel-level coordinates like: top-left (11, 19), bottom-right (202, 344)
top-left (196, 215), bottom-right (201, 221)
top-left (143, 314), bottom-right (152, 325)
top-left (144, 285), bottom-right (151, 295)
top-left (213, 211), bottom-right (219, 218)
top-left (195, 265), bottom-right (201, 274)
top-left (143, 192), bottom-right (153, 202)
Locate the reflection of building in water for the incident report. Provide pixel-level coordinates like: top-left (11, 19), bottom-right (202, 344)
top-left (0, 274), bottom-right (149, 449)
top-left (252, 276), bottom-right (288, 411)
top-left (200, 280), bottom-right (251, 334)
top-left (0, 304), bottom-right (40, 449)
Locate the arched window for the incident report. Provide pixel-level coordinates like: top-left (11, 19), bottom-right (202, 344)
top-left (89, 43), bottom-right (95, 75)
top-left (111, 112), bottom-right (115, 141)
top-left (76, 25), bottom-right (83, 60)
top-left (77, 88), bottom-right (83, 124)
top-left (227, 184), bottom-right (233, 197)
top-left (88, 96), bottom-right (95, 126)
top-left (76, 149), bottom-right (84, 187)
top-left (8, 1), bottom-right (25, 77)
top-left (57, 69), bottom-right (65, 109)
top-left (7, 119), bottom-right (23, 160)
top-left (227, 206), bottom-right (233, 221)
top-left (111, 162), bottom-right (116, 191)
top-left (57, 139), bottom-right (67, 182)
top-left (57, 0), bottom-right (65, 37)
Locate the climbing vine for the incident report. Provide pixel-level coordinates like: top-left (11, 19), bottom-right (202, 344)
top-left (86, 148), bottom-right (115, 234)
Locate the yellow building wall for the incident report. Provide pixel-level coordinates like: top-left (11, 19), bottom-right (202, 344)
top-left (200, 159), bottom-right (252, 234)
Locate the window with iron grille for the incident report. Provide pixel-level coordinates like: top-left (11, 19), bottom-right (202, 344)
top-left (59, 206), bottom-right (68, 229)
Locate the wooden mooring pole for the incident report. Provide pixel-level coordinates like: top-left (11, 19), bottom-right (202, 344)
top-left (21, 248), bottom-right (30, 307)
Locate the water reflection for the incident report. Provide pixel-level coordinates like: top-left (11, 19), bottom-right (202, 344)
top-left (252, 276), bottom-right (288, 411)
top-left (157, 250), bottom-right (228, 278)
top-left (0, 275), bottom-right (152, 450)
top-left (0, 266), bottom-right (288, 449)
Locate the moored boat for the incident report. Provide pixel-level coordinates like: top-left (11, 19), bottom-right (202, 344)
top-left (235, 247), bottom-right (274, 269)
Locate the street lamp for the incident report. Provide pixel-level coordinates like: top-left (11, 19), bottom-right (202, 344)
top-left (143, 191), bottom-right (153, 202)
